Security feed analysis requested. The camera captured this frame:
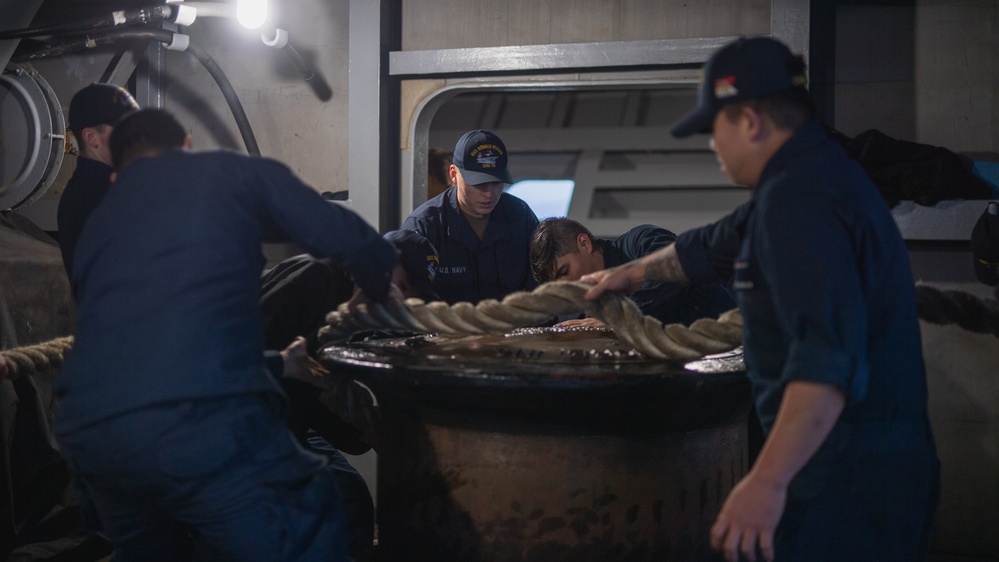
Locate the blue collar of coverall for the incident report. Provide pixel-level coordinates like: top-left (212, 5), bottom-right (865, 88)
top-left (598, 238), bottom-right (628, 269)
top-left (753, 119), bottom-right (827, 197)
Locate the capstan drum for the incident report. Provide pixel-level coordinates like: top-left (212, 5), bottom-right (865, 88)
top-left (320, 327), bottom-right (752, 562)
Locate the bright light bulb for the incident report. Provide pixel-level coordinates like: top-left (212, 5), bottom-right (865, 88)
top-left (236, 0), bottom-right (268, 29)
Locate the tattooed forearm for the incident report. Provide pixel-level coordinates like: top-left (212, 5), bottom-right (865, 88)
top-left (644, 245), bottom-right (689, 284)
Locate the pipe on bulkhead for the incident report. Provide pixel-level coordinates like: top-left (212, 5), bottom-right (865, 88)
top-left (261, 28), bottom-right (331, 102)
top-left (13, 27), bottom-right (260, 156)
top-left (0, 5), bottom-right (177, 41)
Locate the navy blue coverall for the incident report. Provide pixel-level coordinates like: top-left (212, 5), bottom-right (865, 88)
top-left (402, 186), bottom-right (538, 304)
top-left (56, 156), bottom-right (113, 288)
top-left (55, 149), bottom-right (397, 562)
top-left (676, 121), bottom-right (939, 560)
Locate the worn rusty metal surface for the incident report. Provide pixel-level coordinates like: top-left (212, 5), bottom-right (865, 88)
top-left (320, 329), bottom-right (751, 562)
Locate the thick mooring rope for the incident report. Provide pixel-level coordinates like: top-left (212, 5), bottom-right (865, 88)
top-left (2, 284), bottom-right (996, 380)
top-left (321, 281), bottom-right (999, 360)
top-left (320, 280), bottom-right (744, 360)
top-left (915, 284), bottom-right (999, 337)
top-left (0, 336), bottom-right (74, 381)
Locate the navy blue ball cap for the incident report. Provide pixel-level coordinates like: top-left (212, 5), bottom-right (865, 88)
top-left (452, 129), bottom-right (513, 185)
top-left (69, 83), bottom-right (140, 132)
top-left (670, 36), bottom-right (808, 138)
top-left (384, 230), bottom-right (441, 301)
top-left (972, 201), bottom-right (999, 286)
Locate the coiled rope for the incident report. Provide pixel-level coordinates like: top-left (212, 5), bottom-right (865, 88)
top-left (2, 283), bottom-right (997, 380)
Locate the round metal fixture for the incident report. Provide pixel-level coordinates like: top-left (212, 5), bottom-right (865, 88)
top-left (0, 63), bottom-right (66, 211)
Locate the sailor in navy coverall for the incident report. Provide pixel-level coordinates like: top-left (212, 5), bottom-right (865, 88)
top-left (54, 109), bottom-right (400, 562)
top-left (583, 37), bottom-right (938, 562)
top-left (402, 129), bottom-right (539, 304)
top-left (57, 83), bottom-right (140, 288)
top-left (530, 218), bottom-right (736, 326)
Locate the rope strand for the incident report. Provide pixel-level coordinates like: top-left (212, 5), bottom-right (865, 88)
top-left (1, 336), bottom-right (74, 380)
top-left (915, 284), bottom-right (999, 337)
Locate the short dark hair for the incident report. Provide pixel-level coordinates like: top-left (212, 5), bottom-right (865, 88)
top-left (428, 147), bottom-right (452, 187)
top-left (529, 217), bottom-right (595, 283)
top-left (109, 108), bottom-right (187, 170)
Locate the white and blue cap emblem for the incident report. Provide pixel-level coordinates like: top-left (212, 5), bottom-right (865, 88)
top-left (452, 129), bottom-right (514, 185)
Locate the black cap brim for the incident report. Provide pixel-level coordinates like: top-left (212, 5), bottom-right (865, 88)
top-left (458, 167), bottom-right (513, 185)
top-left (974, 260), bottom-right (998, 286)
top-left (670, 103), bottom-right (718, 138)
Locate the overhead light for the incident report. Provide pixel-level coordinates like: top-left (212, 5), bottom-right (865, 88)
top-left (236, 0), bottom-right (268, 29)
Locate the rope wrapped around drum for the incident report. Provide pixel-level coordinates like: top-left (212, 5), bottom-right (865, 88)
top-left (319, 280), bottom-right (744, 360)
top-left (2, 283), bottom-right (997, 380)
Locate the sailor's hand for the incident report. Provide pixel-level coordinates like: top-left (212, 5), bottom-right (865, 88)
top-left (385, 281), bottom-right (405, 303)
top-left (280, 337), bottom-right (382, 451)
top-left (280, 336), bottom-right (330, 388)
top-left (344, 282), bottom-right (405, 315)
top-left (710, 472), bottom-right (785, 562)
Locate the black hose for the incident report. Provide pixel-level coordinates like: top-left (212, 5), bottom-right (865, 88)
top-left (280, 41), bottom-right (314, 81)
top-left (13, 27), bottom-right (260, 156)
top-left (260, 28), bottom-right (331, 102)
top-left (0, 5), bottom-right (175, 41)
top-left (280, 41), bottom-right (332, 102)
top-left (185, 42), bottom-right (260, 154)
top-left (12, 28), bottom-right (172, 61)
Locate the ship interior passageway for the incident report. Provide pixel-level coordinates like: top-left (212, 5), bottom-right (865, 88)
top-left (2, 0), bottom-right (999, 561)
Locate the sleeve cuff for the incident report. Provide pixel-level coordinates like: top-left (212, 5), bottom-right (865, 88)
top-left (348, 236), bottom-right (398, 302)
